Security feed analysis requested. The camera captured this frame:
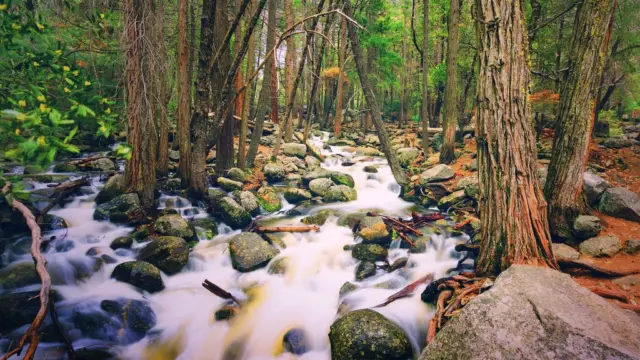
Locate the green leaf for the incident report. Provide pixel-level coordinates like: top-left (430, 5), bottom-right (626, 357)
top-left (48, 109), bottom-right (61, 125)
top-left (64, 126), bottom-right (78, 143)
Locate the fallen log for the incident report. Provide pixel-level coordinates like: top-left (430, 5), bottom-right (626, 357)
top-left (557, 257), bottom-right (640, 277)
top-left (396, 231), bottom-right (416, 248)
top-left (454, 243), bottom-right (480, 254)
top-left (374, 273), bottom-right (434, 308)
top-left (294, 132), bottom-right (325, 162)
top-left (1, 182), bottom-right (51, 360)
top-left (37, 177), bottom-right (90, 221)
top-left (256, 225), bottom-right (320, 233)
top-left (202, 279), bottom-right (242, 306)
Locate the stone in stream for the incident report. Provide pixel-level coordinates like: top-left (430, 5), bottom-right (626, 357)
top-left (238, 190), bottom-right (260, 215)
top-left (578, 234), bottom-right (622, 257)
top-left (329, 309), bottom-right (413, 360)
top-left (572, 215), bottom-right (602, 240)
top-left (267, 257), bottom-right (288, 275)
top-left (94, 193), bottom-right (143, 224)
top-left (283, 143), bottom-right (308, 158)
top-left (626, 239), bottom-right (640, 254)
top-left (214, 304), bottom-right (240, 321)
top-left (301, 209), bottom-right (334, 226)
top-left (111, 261), bottom-right (165, 293)
top-left (583, 172), bottom-right (610, 205)
top-left (282, 328), bottom-right (308, 355)
top-left (410, 235), bottom-right (431, 253)
top-left (95, 174), bottom-right (124, 204)
top-left (0, 261), bottom-right (39, 289)
top-left (229, 232), bottom-right (280, 272)
top-left (262, 233), bottom-right (287, 249)
top-left (420, 265), bottom-right (640, 360)
top-left (110, 236), bottom-right (134, 250)
top-left (208, 188), bottom-right (228, 202)
top-left (437, 190), bottom-right (468, 210)
top-left (0, 291), bottom-right (59, 334)
top-left (283, 188), bottom-right (313, 204)
top-left (355, 261), bottom-right (377, 281)
top-left (100, 298), bottom-right (156, 339)
top-left (53, 162), bottom-right (78, 172)
top-left (137, 236), bottom-right (190, 274)
top-left (218, 177), bottom-right (244, 192)
top-left (256, 186), bottom-right (282, 213)
top-left (351, 243), bottom-right (388, 262)
top-left (81, 157), bottom-right (118, 172)
top-left (420, 164), bottom-right (455, 184)
top-left (302, 168), bottom-right (332, 184)
top-left (191, 218), bottom-right (219, 239)
top-left (153, 214), bottom-right (196, 242)
top-left (226, 167), bottom-right (246, 182)
top-left (358, 216), bottom-right (391, 246)
top-left (330, 171), bottom-right (355, 188)
top-left (552, 243), bottom-right (580, 260)
top-left (355, 146), bottom-right (382, 156)
top-left (309, 178), bottom-right (334, 196)
top-left (596, 187), bottom-right (640, 222)
top-left (339, 281), bottom-right (358, 297)
top-left (41, 213), bottom-right (69, 231)
top-left (389, 257), bottom-right (408, 272)
top-left (263, 163), bottom-right (285, 182)
top-left (397, 147), bottom-right (420, 167)
top-left (323, 185), bottom-right (357, 203)
top-left (363, 165), bottom-right (378, 173)
top-left (216, 196), bottom-right (252, 228)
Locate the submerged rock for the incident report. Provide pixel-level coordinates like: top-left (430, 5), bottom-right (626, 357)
top-left (329, 309), bottom-right (413, 360)
top-left (363, 165), bottom-right (378, 173)
top-left (323, 185), bottom-right (357, 202)
top-left (153, 214), bottom-right (195, 241)
top-left (229, 232), bottom-right (280, 272)
top-left (301, 209), bottom-right (334, 225)
top-left (100, 298), bottom-right (156, 340)
top-left (421, 265), bottom-right (640, 360)
top-left (283, 328), bottom-right (308, 355)
top-left (216, 197), bottom-right (252, 228)
top-left (96, 174), bottom-right (124, 204)
top-left (94, 193), bottom-right (143, 224)
top-left (256, 186), bottom-right (282, 213)
top-left (339, 281), bottom-right (358, 297)
top-left (420, 164), bottom-right (455, 184)
top-left (0, 261), bottom-right (39, 289)
top-left (351, 243), bottom-right (388, 262)
top-left (191, 218), bottom-right (219, 239)
top-left (283, 188), bottom-right (312, 204)
top-left (137, 236), bottom-right (190, 274)
top-left (355, 261), bottom-right (376, 281)
top-left (579, 235), bottom-right (621, 257)
top-left (267, 257), bottom-right (288, 275)
top-left (0, 291), bottom-right (53, 334)
top-left (111, 261), bottom-right (164, 293)
top-left (214, 304), bottom-right (240, 321)
top-left (597, 187), bottom-right (640, 222)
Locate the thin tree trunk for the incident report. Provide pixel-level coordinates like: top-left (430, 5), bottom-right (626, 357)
top-left (189, 0), bottom-right (197, 109)
top-left (156, 0), bottom-right (169, 176)
top-left (554, 15), bottom-right (565, 92)
top-left (528, 0), bottom-right (542, 48)
top-left (334, 16), bottom-right (348, 137)
top-left (544, 0), bottom-right (615, 241)
top-left (214, 0), bottom-right (234, 174)
top-left (458, 53), bottom-right (477, 130)
top-left (345, 0), bottom-right (410, 187)
top-left (592, 7), bottom-right (618, 134)
top-left (238, 0), bottom-right (257, 169)
top-left (439, 0), bottom-right (461, 164)
top-left (474, 0), bottom-right (557, 276)
top-left (270, 36), bottom-right (279, 125)
top-left (421, 0), bottom-right (430, 152)
top-left (178, 0), bottom-right (192, 186)
top-left (234, 0), bottom-right (245, 120)
top-left (400, 27), bottom-right (406, 127)
top-left (188, 0), bottom-right (216, 198)
top-left (246, 0), bottom-right (276, 168)
top-left (284, 0), bottom-right (296, 142)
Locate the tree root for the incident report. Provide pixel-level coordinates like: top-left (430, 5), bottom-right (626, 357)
top-left (586, 286), bottom-right (629, 302)
top-left (373, 273), bottom-right (434, 308)
top-left (1, 182), bottom-right (51, 360)
top-left (558, 257), bottom-right (640, 277)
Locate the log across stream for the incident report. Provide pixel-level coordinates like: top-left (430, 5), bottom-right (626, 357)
top-left (0, 133), bottom-right (469, 359)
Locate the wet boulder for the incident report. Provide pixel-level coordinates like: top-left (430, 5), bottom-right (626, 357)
top-left (208, 188), bottom-right (227, 202)
top-left (323, 185), bottom-right (357, 203)
top-left (229, 232), bottom-right (280, 272)
top-left (218, 177), bottom-right (244, 192)
top-left (583, 172), bottom-right (610, 205)
top-left (596, 187), bottom-right (640, 222)
top-left (579, 235), bottom-right (621, 257)
top-left (216, 197), bottom-right (252, 228)
top-left (363, 165), bottom-right (378, 173)
top-left (283, 143), bottom-right (307, 158)
top-left (226, 167), bottom-right (246, 182)
top-left (191, 218), bottom-right (219, 239)
top-left (421, 265), bottom-right (640, 360)
top-left (572, 215), bottom-right (602, 240)
top-left (96, 174), bottom-right (124, 204)
top-left (552, 243), bottom-right (579, 260)
top-left (0, 262), bottom-right (39, 289)
top-left (100, 298), bottom-right (156, 342)
top-left (351, 243), bottom-right (388, 262)
top-left (267, 257), bottom-right (288, 275)
top-left (302, 168), bottom-right (332, 184)
top-left (256, 186), bottom-right (282, 213)
top-left (355, 261), bottom-right (377, 281)
top-left (214, 304), bottom-right (240, 321)
top-left (111, 261), bottom-right (164, 293)
top-left (239, 191), bottom-right (260, 215)
top-left (397, 147), bottom-right (419, 167)
top-left (329, 309), bottom-right (413, 360)
top-left (53, 162), bottom-right (78, 172)
top-left (355, 146), bottom-right (382, 156)
top-left (0, 291), bottom-right (52, 334)
top-left (138, 236), bottom-right (189, 274)
top-left (41, 213), bottom-right (69, 231)
top-left (420, 164), bottom-right (455, 184)
top-left (339, 281), bottom-right (358, 297)
top-left (301, 209), bottom-right (334, 226)
top-left (283, 328), bottom-right (308, 355)
top-left (437, 190), bottom-right (468, 210)
top-left (153, 214), bottom-right (195, 242)
top-left (263, 163), bottom-right (285, 183)
top-left (94, 193), bottom-right (143, 224)
top-left (284, 188), bottom-right (312, 204)
top-left (330, 171), bottom-right (355, 188)
top-left (110, 236), bottom-right (134, 250)
top-left (358, 216), bottom-right (391, 245)
top-left (309, 178), bottom-right (334, 196)
top-left (81, 157), bottom-right (118, 172)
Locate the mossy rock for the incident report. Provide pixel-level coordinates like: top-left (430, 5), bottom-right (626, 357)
top-left (355, 261), bottom-right (377, 281)
top-left (239, 191), bottom-right (260, 215)
top-left (309, 178), bottom-right (334, 196)
top-left (100, 298), bottom-right (156, 335)
top-left (0, 291), bottom-right (59, 334)
top-left (110, 236), bottom-right (134, 250)
top-left (351, 243), bottom-right (388, 262)
top-left (302, 168), bottom-right (332, 185)
top-left (191, 218), bottom-right (219, 239)
top-left (137, 236), bottom-right (189, 275)
top-left (218, 177), bottom-right (244, 192)
top-left (229, 232), bottom-right (280, 272)
top-left (153, 214), bottom-right (196, 242)
top-left (329, 309), bottom-right (413, 360)
top-left (284, 188), bottom-right (312, 204)
top-left (207, 188), bottom-right (227, 202)
top-left (267, 257), bottom-right (288, 275)
top-left (263, 163), bottom-right (286, 182)
top-left (226, 168), bottom-right (246, 182)
top-left (0, 262), bottom-right (39, 289)
top-left (256, 186), bottom-right (282, 213)
top-left (358, 216), bottom-right (391, 245)
top-left (301, 209), bottom-right (334, 226)
top-left (363, 165), bottom-right (378, 173)
top-left (111, 261), bottom-right (164, 293)
top-left (93, 193), bottom-right (143, 225)
top-left (330, 172), bottom-right (355, 188)
top-left (216, 196), bottom-right (252, 229)
top-left (323, 185), bottom-right (357, 203)
top-left (53, 162), bottom-right (78, 173)
top-left (339, 281), bottom-right (358, 297)
top-left (262, 233), bottom-right (287, 249)
top-left (96, 174), bottom-right (124, 204)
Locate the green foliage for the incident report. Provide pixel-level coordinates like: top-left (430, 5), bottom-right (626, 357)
top-left (0, 2), bottom-right (119, 166)
top-left (599, 110), bottom-right (623, 137)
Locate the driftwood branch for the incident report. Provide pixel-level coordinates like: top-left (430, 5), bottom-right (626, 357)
top-left (37, 177), bottom-right (90, 220)
top-left (1, 182), bottom-right (51, 360)
top-left (202, 279), bottom-right (243, 306)
top-left (374, 273), bottom-right (434, 308)
top-left (256, 225), bottom-right (320, 233)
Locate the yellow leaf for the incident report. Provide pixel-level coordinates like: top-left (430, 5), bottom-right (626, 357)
top-left (37, 95), bottom-right (46, 102)
top-left (37, 136), bottom-right (46, 146)
top-left (100, 13), bottom-right (105, 19)
top-left (18, 100), bottom-right (26, 108)
top-left (33, 61), bottom-right (40, 67)
top-left (84, 81), bottom-right (91, 86)
top-left (105, 108), bottom-right (111, 114)
top-left (36, 23), bottom-right (45, 30)
top-left (55, 50), bottom-right (62, 56)
top-left (39, 103), bottom-right (47, 112)
top-left (73, 71), bottom-right (79, 76)
top-left (63, 66), bottom-right (70, 72)
top-left (15, 128), bottom-right (20, 135)
top-left (11, 23), bottom-right (20, 30)
top-left (64, 87), bottom-right (71, 93)
top-left (16, 113), bottom-right (26, 121)
top-left (0, 4), bottom-right (7, 10)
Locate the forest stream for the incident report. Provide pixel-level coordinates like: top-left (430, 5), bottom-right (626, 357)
top-left (1, 133), bottom-right (467, 360)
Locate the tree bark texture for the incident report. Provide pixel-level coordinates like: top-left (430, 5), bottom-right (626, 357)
top-left (284, 0), bottom-right (296, 142)
top-left (156, 0), bottom-right (169, 176)
top-left (544, 0), bottom-right (614, 240)
top-left (238, 0), bottom-right (257, 169)
top-left (439, 0), bottom-right (461, 164)
top-left (345, 0), bottom-right (410, 187)
top-left (474, 0), bottom-right (557, 276)
top-left (178, 0), bottom-right (192, 185)
top-left (334, 16), bottom-right (348, 137)
top-left (421, 0), bottom-right (430, 152)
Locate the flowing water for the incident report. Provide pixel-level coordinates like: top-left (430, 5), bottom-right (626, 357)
top-left (0, 134), bottom-right (467, 359)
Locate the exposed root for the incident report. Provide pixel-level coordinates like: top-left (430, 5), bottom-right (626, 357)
top-left (373, 273), bottom-right (434, 308)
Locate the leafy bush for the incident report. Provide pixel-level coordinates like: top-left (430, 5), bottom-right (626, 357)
top-left (598, 110), bottom-right (623, 137)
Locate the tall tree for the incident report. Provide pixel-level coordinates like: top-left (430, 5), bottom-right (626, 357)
top-left (421, 0), bottom-right (430, 152)
top-left (284, 0), bottom-right (296, 142)
top-left (238, 0), bottom-right (257, 169)
top-left (344, 0), bottom-right (410, 187)
top-left (334, 16), bottom-right (348, 137)
top-left (215, 0), bottom-right (234, 174)
top-left (474, 0), bottom-right (556, 276)
top-left (544, 0), bottom-right (615, 240)
top-left (246, 0), bottom-right (276, 167)
top-left (177, 0), bottom-right (191, 186)
top-left (156, 0), bottom-right (169, 176)
top-left (439, 0), bottom-right (461, 164)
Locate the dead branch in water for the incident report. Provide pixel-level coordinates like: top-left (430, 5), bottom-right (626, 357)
top-left (37, 177), bottom-right (90, 221)
top-left (202, 279), bottom-right (242, 306)
top-left (256, 225), bottom-right (320, 233)
top-left (1, 182), bottom-right (51, 360)
top-left (374, 273), bottom-right (434, 308)
top-left (49, 294), bottom-right (75, 360)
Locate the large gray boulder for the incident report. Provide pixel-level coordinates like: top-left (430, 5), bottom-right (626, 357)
top-left (137, 236), bottom-right (190, 274)
top-left (283, 143), bottom-right (307, 158)
top-left (420, 164), bottom-right (455, 185)
top-left (263, 163), bottom-right (285, 182)
top-left (323, 185), bottom-right (357, 203)
top-left (421, 265), bottom-right (640, 360)
top-left (283, 188), bottom-right (312, 204)
top-left (309, 178), bottom-right (334, 196)
top-left (216, 197), bottom-right (252, 228)
top-left (572, 215), bottom-right (602, 240)
top-left (95, 174), bottom-right (124, 204)
top-left (229, 232), bottom-right (280, 272)
top-left (579, 235), bottom-right (622, 257)
top-left (597, 187), bottom-right (640, 222)
top-left (239, 191), bottom-right (260, 215)
top-left (329, 309), bottom-right (413, 360)
top-left (583, 172), bottom-right (610, 204)
top-left (153, 214), bottom-right (195, 241)
top-left (94, 193), bottom-right (143, 224)
top-left (82, 157), bottom-right (118, 172)
top-left (397, 147), bottom-right (420, 167)
top-left (302, 168), bottom-right (332, 184)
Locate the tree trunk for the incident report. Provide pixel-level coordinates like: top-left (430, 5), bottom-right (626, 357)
top-left (400, 26), bottom-right (406, 127)
top-left (156, 0), bottom-right (169, 176)
top-left (246, 0), bottom-right (276, 168)
top-left (439, 0), bottom-right (461, 164)
top-left (554, 15), bottom-right (565, 92)
top-left (178, 0), bottom-right (192, 186)
top-left (528, 0), bottom-right (542, 48)
top-left (214, 0), bottom-right (235, 174)
top-left (421, 0), bottom-right (430, 152)
top-left (474, 0), bottom-right (557, 276)
top-left (334, 17), bottom-right (348, 137)
top-left (238, 0), bottom-right (257, 169)
top-left (345, 0), bottom-right (410, 187)
top-left (188, 0), bottom-right (216, 198)
top-left (304, 12), bottom-right (333, 141)
top-left (592, 6), bottom-right (617, 136)
top-left (234, 0), bottom-right (245, 120)
top-left (284, 0), bottom-right (296, 142)
top-left (544, 0), bottom-right (615, 241)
